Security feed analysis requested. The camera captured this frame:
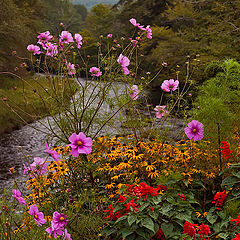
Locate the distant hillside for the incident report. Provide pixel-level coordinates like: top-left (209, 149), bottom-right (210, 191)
top-left (71, 0), bottom-right (118, 9)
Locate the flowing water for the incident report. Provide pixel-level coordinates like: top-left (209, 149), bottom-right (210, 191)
top-left (0, 78), bottom-right (185, 189)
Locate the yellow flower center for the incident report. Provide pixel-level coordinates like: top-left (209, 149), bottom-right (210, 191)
top-left (34, 214), bottom-right (38, 219)
top-left (192, 128), bottom-right (197, 133)
top-left (60, 217), bottom-right (65, 221)
top-left (77, 141), bottom-right (83, 146)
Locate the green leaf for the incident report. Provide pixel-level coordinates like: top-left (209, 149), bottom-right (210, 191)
top-left (121, 228), bottom-right (133, 239)
top-left (175, 212), bottom-right (192, 222)
top-left (138, 202), bottom-right (149, 212)
top-left (128, 215), bottom-right (137, 226)
top-left (218, 232), bottom-right (229, 239)
top-left (115, 215), bottom-right (127, 224)
top-left (161, 203), bottom-right (172, 215)
top-left (141, 218), bottom-right (155, 232)
top-left (207, 207), bottom-right (218, 224)
top-left (221, 176), bottom-right (238, 188)
top-left (101, 226), bottom-right (116, 236)
top-left (152, 195), bottom-right (162, 205)
top-left (149, 211), bottom-right (158, 220)
top-left (233, 171), bottom-right (240, 178)
top-left (161, 223), bottom-right (174, 237)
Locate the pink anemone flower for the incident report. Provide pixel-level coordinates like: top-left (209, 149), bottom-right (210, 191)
top-left (184, 120), bottom-right (204, 141)
top-left (107, 33), bottom-right (113, 38)
top-left (52, 211), bottom-right (68, 229)
top-left (74, 33), bottom-right (83, 49)
top-left (27, 44), bottom-right (41, 55)
top-left (45, 143), bottom-right (60, 163)
top-left (154, 105), bottom-right (169, 119)
top-left (64, 229), bottom-right (72, 240)
top-left (37, 31), bottom-right (53, 43)
top-left (12, 189), bottom-right (26, 205)
top-left (89, 67), bottom-right (102, 77)
top-left (129, 85), bottom-right (140, 100)
top-left (60, 31), bottom-right (74, 44)
top-left (161, 79), bottom-right (179, 92)
top-left (68, 63), bottom-right (76, 75)
top-left (30, 157), bottom-right (48, 175)
top-left (68, 132), bottom-right (93, 157)
top-left (45, 43), bottom-right (58, 57)
top-left (129, 18), bottom-right (146, 31)
top-left (117, 54), bottom-right (130, 75)
top-left (146, 25), bottom-right (152, 39)
top-left (29, 204), bottom-right (46, 225)
top-left (46, 221), bottom-right (63, 238)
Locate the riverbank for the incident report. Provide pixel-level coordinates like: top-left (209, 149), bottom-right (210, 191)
top-left (0, 75), bottom-right (77, 135)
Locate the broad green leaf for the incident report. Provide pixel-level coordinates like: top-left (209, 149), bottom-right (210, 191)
top-left (141, 218), bottom-right (155, 232)
top-left (161, 223), bottom-right (174, 237)
top-left (218, 232), bottom-right (229, 239)
top-left (207, 207), bottom-right (218, 224)
top-left (128, 215), bottom-right (137, 226)
top-left (121, 228), bottom-right (133, 239)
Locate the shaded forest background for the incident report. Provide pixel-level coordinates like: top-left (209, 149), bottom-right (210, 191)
top-left (0, 0), bottom-right (240, 87)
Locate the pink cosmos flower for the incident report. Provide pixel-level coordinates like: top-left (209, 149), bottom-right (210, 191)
top-left (29, 204), bottom-right (46, 225)
top-left (185, 120), bottom-right (204, 141)
top-left (154, 105), bottom-right (169, 118)
top-left (64, 229), bottom-right (72, 240)
top-left (53, 211), bottom-right (68, 229)
top-left (131, 40), bottom-right (138, 47)
top-left (146, 25), bottom-right (152, 39)
top-left (74, 33), bottom-right (83, 49)
top-left (68, 63), bottom-right (76, 75)
top-left (46, 43), bottom-right (58, 57)
top-left (107, 33), bottom-right (113, 38)
top-left (129, 85), bottom-right (140, 100)
top-left (129, 18), bottom-right (146, 30)
top-left (45, 143), bottom-right (60, 163)
top-left (27, 44), bottom-right (41, 55)
top-left (161, 79), bottom-right (179, 92)
top-left (30, 157), bottom-right (48, 175)
top-left (117, 54), bottom-right (130, 75)
top-left (46, 221), bottom-right (63, 239)
top-left (23, 163), bottom-right (31, 175)
top-left (68, 132), bottom-right (93, 157)
top-left (37, 31), bottom-right (53, 43)
top-left (89, 67), bottom-right (102, 77)
top-left (60, 31), bottom-right (74, 44)
top-left (12, 189), bottom-right (26, 205)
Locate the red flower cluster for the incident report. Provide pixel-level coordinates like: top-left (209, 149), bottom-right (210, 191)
top-left (177, 193), bottom-right (186, 201)
top-left (183, 221), bottom-right (197, 240)
top-left (198, 223), bottom-right (211, 239)
top-left (232, 231), bottom-right (240, 240)
top-left (151, 228), bottom-right (165, 240)
top-left (231, 215), bottom-right (240, 226)
top-left (127, 182), bottom-right (167, 199)
top-left (221, 141), bottom-right (232, 159)
top-left (212, 190), bottom-right (227, 210)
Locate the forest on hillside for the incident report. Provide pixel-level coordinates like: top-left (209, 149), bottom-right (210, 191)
top-left (71, 0), bottom-right (118, 9)
top-left (0, 0), bottom-right (240, 87)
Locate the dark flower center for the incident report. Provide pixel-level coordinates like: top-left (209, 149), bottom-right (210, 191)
top-left (36, 165), bottom-right (40, 170)
top-left (192, 128), bottom-right (197, 133)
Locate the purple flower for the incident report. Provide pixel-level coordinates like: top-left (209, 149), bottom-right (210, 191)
top-left (68, 63), bottom-right (76, 75)
top-left (29, 204), bottom-right (46, 225)
top-left (45, 143), bottom-right (60, 163)
top-left (161, 79), bottom-right (179, 92)
top-left (146, 25), bottom-right (152, 39)
top-left (129, 18), bottom-right (146, 31)
top-left (107, 33), bottom-right (113, 38)
top-left (46, 221), bottom-right (63, 239)
top-left (53, 211), bottom-right (68, 229)
top-left (68, 132), bottom-right (93, 157)
top-left (64, 229), bottom-right (72, 240)
top-left (30, 157), bottom-right (48, 175)
top-left (60, 31), bottom-right (74, 44)
top-left (129, 85), bottom-right (140, 100)
top-left (74, 33), bottom-right (83, 49)
top-left (154, 105), bottom-right (169, 119)
top-left (45, 43), bottom-right (58, 57)
top-left (117, 54), bottom-right (130, 75)
top-left (27, 44), bottom-right (41, 55)
top-left (37, 31), bottom-right (53, 43)
top-left (89, 67), bottom-right (102, 77)
top-left (185, 120), bottom-right (204, 141)
top-left (12, 189), bottom-right (26, 205)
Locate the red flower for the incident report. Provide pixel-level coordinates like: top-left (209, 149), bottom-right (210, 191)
top-left (177, 193), bottom-right (186, 201)
top-left (151, 228), bottom-right (165, 240)
top-left (212, 190), bottom-right (227, 209)
top-left (232, 231), bottom-right (240, 240)
top-left (183, 221), bottom-right (198, 240)
top-left (230, 215), bottom-right (240, 226)
top-left (124, 200), bottom-right (139, 212)
top-left (118, 195), bottom-right (127, 203)
top-left (220, 141), bottom-right (232, 159)
top-left (104, 205), bottom-right (119, 221)
top-left (197, 223), bottom-right (211, 239)
top-left (156, 185), bottom-right (167, 192)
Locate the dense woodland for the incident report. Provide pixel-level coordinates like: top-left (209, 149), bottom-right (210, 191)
top-left (0, 0), bottom-right (240, 86)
